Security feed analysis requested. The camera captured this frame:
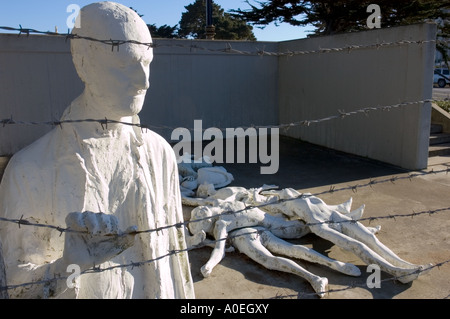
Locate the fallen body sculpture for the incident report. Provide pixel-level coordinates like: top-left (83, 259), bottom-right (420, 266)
top-left (184, 186), bottom-right (432, 297)
top-left (178, 154), bottom-right (234, 197)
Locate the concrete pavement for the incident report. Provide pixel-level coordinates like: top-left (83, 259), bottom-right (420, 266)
top-left (186, 137), bottom-right (450, 299)
top-left (433, 87), bottom-right (450, 100)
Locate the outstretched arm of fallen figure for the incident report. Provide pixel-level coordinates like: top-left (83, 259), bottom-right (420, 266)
top-left (200, 220), bottom-right (230, 278)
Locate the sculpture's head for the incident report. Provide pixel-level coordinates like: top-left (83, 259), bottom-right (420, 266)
top-left (189, 206), bottom-right (216, 235)
top-left (71, 2), bottom-right (153, 118)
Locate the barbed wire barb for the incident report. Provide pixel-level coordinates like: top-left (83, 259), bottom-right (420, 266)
top-left (0, 23), bottom-right (449, 298)
top-left (0, 25), bottom-right (442, 57)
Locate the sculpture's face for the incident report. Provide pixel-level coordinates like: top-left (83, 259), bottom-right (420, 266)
top-left (83, 42), bottom-right (152, 117)
top-left (71, 2), bottom-right (153, 118)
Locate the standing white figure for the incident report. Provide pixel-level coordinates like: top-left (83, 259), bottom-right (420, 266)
top-left (0, 2), bottom-right (194, 299)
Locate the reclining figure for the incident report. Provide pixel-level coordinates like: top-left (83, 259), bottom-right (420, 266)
top-left (184, 186), bottom-right (431, 298)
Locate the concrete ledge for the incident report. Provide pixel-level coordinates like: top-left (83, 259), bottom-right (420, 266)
top-left (432, 103), bottom-right (450, 133)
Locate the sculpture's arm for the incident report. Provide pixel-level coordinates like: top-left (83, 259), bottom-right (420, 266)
top-left (200, 220), bottom-right (229, 277)
top-left (0, 223), bottom-right (78, 299)
top-left (181, 195), bottom-right (218, 207)
top-left (0, 162), bottom-right (76, 298)
top-left (1, 210), bottom-right (135, 299)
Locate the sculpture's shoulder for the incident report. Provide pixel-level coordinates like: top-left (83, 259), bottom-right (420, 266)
top-left (0, 130), bottom-right (61, 219)
top-left (4, 129), bottom-right (58, 176)
top-left (142, 130), bottom-right (177, 162)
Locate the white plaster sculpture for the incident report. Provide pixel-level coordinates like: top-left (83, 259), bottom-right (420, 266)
top-left (0, 241), bottom-right (7, 299)
top-left (178, 154), bottom-right (234, 197)
top-left (184, 186), bottom-right (431, 297)
top-left (0, 2), bottom-right (194, 299)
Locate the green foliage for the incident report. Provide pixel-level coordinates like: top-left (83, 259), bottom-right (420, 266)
top-left (135, 1), bottom-right (256, 40)
top-left (436, 100), bottom-right (450, 113)
top-left (233, 0), bottom-right (449, 34)
top-left (178, 0), bottom-right (256, 40)
top-left (147, 24), bottom-right (180, 39)
top-left (232, 0), bottom-right (449, 61)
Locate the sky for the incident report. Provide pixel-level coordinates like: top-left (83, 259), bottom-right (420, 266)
top-left (0, 0), bottom-right (311, 42)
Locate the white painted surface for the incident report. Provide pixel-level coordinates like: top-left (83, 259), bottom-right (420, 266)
top-left (0, 21), bottom-right (436, 168)
top-left (0, 2), bottom-right (194, 299)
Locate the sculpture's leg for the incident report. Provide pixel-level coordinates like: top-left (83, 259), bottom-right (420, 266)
top-left (331, 211), bottom-right (423, 270)
top-left (366, 225), bottom-right (381, 235)
top-left (303, 196), bottom-right (353, 214)
top-left (327, 198), bottom-right (353, 214)
top-left (309, 221), bottom-right (425, 283)
top-left (261, 230), bottom-right (361, 277)
top-left (263, 213), bottom-right (311, 239)
top-left (230, 227), bottom-right (328, 298)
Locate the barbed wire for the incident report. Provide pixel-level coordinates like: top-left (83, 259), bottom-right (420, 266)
top-left (0, 168), bottom-right (449, 297)
top-left (0, 98), bottom-right (440, 134)
top-left (0, 24), bottom-right (449, 298)
top-left (272, 258), bottom-right (450, 299)
top-left (0, 25), bottom-right (446, 57)
top-left (1, 217), bottom-right (449, 298)
top-left (1, 166), bottom-right (449, 240)
top-left (0, 165), bottom-right (449, 295)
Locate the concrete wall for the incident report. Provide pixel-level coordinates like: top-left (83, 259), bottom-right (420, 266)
top-left (0, 35), bottom-right (84, 155)
top-left (142, 39), bottom-right (279, 139)
top-left (278, 23), bottom-right (437, 170)
top-left (0, 23), bottom-right (437, 169)
top-left (0, 35), bottom-right (278, 155)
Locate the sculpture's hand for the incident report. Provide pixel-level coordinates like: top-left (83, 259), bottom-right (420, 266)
top-left (62, 212), bottom-right (136, 270)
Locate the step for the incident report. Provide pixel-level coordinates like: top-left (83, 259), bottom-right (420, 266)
top-left (429, 143), bottom-right (450, 157)
top-left (429, 132), bottom-right (450, 146)
top-left (431, 124), bottom-right (443, 134)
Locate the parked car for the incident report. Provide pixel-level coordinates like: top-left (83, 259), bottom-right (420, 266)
top-left (434, 68), bottom-right (450, 88)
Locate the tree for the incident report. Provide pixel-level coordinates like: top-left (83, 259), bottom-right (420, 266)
top-left (147, 24), bottom-right (180, 39)
top-left (232, 0), bottom-right (449, 63)
top-left (232, 0), bottom-right (449, 35)
top-left (178, 0), bottom-right (256, 40)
